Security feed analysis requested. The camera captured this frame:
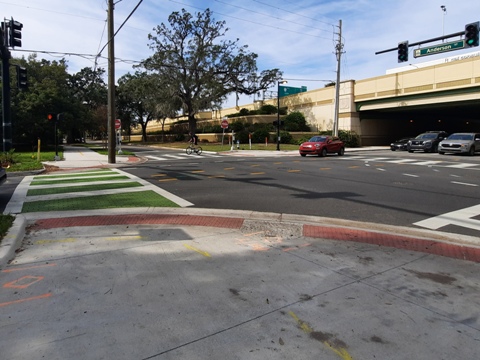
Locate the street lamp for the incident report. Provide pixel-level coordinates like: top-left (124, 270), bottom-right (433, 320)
top-left (277, 79), bottom-right (288, 150)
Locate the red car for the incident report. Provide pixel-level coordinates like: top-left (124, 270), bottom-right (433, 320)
top-left (299, 135), bottom-right (345, 157)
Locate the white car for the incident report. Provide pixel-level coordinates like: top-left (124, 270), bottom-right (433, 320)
top-left (438, 133), bottom-right (480, 156)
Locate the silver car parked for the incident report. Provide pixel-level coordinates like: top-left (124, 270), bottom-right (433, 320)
top-left (438, 133), bottom-right (480, 156)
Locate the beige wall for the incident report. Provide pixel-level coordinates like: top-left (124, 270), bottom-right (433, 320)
top-left (142, 54), bottom-right (480, 142)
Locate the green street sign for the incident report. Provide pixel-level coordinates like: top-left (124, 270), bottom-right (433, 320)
top-left (279, 86), bottom-right (307, 98)
top-left (414, 40), bottom-right (465, 58)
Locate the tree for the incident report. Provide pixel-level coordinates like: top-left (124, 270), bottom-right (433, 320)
top-left (142, 8), bottom-right (282, 134)
top-left (117, 71), bottom-right (179, 142)
top-left (11, 55), bottom-right (73, 146)
top-left (68, 67), bottom-right (108, 141)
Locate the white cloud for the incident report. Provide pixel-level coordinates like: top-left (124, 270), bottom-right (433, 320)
top-left (4, 0), bottom-right (479, 107)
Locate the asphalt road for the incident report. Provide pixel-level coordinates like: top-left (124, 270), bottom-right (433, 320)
top-left (123, 147), bottom-right (480, 238)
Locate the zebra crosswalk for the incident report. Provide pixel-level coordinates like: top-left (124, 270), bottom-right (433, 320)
top-left (341, 155), bottom-right (480, 170)
top-left (144, 152), bottom-right (223, 162)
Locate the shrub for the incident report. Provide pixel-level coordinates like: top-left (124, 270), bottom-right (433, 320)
top-left (258, 104), bottom-right (277, 114)
top-left (338, 130), bottom-right (360, 147)
top-left (279, 131), bottom-right (293, 144)
top-left (283, 111), bottom-right (310, 132)
top-left (252, 129), bottom-right (270, 143)
top-left (0, 149), bottom-right (17, 167)
top-left (230, 120), bottom-right (245, 132)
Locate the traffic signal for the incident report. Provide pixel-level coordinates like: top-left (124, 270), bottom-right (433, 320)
top-left (465, 22), bottom-right (479, 47)
top-left (397, 41), bottom-right (408, 63)
top-left (16, 66), bottom-right (27, 89)
top-left (8, 19), bottom-right (22, 48)
top-left (47, 113), bottom-right (56, 122)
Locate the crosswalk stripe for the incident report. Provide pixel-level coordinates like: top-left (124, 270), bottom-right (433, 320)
top-left (341, 156), bottom-right (480, 170)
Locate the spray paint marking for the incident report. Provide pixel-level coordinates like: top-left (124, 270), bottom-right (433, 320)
top-left (4, 276), bottom-right (44, 289)
top-left (183, 244), bottom-right (211, 257)
top-left (289, 311), bottom-right (353, 360)
top-left (0, 293), bottom-right (52, 308)
top-left (2, 263), bottom-right (57, 273)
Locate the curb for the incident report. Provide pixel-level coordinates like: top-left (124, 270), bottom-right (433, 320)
top-left (4, 209), bottom-right (480, 265)
top-left (0, 215), bottom-right (26, 267)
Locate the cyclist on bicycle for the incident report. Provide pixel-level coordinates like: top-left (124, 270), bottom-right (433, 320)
top-left (188, 132), bottom-right (198, 148)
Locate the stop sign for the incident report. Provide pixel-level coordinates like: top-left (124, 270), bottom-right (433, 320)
top-left (221, 119), bottom-right (228, 129)
top-left (115, 119), bottom-right (121, 130)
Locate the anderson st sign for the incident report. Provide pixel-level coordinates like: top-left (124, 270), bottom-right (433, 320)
top-left (414, 40), bottom-right (465, 58)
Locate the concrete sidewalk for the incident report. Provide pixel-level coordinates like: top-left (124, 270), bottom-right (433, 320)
top-left (41, 145), bottom-right (144, 169)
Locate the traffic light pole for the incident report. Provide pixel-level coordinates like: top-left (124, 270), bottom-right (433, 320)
top-left (1, 23), bottom-right (12, 152)
top-left (375, 31), bottom-right (464, 55)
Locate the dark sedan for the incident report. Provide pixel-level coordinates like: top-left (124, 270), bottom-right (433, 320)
top-left (299, 135), bottom-right (345, 157)
top-left (390, 137), bottom-right (412, 151)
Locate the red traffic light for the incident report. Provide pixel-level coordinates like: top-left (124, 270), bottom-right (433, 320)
top-left (47, 113), bottom-right (56, 121)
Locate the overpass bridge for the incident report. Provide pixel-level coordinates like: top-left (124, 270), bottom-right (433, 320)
top-left (354, 51), bottom-right (480, 145)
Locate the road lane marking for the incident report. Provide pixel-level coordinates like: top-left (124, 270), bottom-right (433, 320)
top-left (183, 244), bottom-right (211, 257)
top-left (250, 172), bottom-right (265, 175)
top-left (414, 204), bottom-right (480, 231)
top-left (287, 169), bottom-right (301, 173)
top-left (403, 173), bottom-right (419, 177)
top-left (451, 181), bottom-right (478, 187)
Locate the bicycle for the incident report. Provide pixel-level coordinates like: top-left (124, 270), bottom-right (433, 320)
top-left (186, 143), bottom-right (202, 155)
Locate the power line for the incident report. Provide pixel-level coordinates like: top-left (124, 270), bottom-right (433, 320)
top-left (168, 0), bottom-right (333, 41)
top-left (213, 0), bottom-right (333, 35)
top-left (252, 0), bottom-right (336, 27)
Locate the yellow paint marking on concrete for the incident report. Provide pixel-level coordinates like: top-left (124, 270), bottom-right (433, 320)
top-left (183, 244), bottom-right (211, 257)
top-left (191, 170), bottom-right (205, 173)
top-left (152, 174), bottom-right (168, 177)
top-left (288, 311), bottom-right (353, 360)
top-left (274, 162), bottom-right (282, 164)
top-left (158, 178), bottom-right (178, 182)
top-left (287, 169), bottom-right (301, 173)
top-left (35, 238), bottom-right (76, 245)
top-left (224, 167), bottom-right (235, 170)
top-left (250, 172), bottom-right (265, 175)
top-left (105, 235), bottom-right (144, 241)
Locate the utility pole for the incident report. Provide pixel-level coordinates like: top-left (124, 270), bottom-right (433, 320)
top-left (107, 0), bottom-right (116, 163)
top-left (333, 19), bottom-right (343, 137)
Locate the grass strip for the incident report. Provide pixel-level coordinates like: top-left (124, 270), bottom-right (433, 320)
top-left (0, 214), bottom-right (15, 243)
top-left (27, 182), bottom-right (142, 196)
top-left (31, 175), bottom-right (129, 185)
top-left (35, 169), bottom-right (113, 179)
top-left (22, 190), bottom-right (179, 213)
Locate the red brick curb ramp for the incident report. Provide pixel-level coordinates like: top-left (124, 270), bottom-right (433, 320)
top-left (29, 214), bottom-right (480, 263)
top-left (304, 225), bottom-right (480, 263)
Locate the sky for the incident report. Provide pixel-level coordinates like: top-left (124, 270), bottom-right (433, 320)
top-left (3, 0), bottom-right (480, 108)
